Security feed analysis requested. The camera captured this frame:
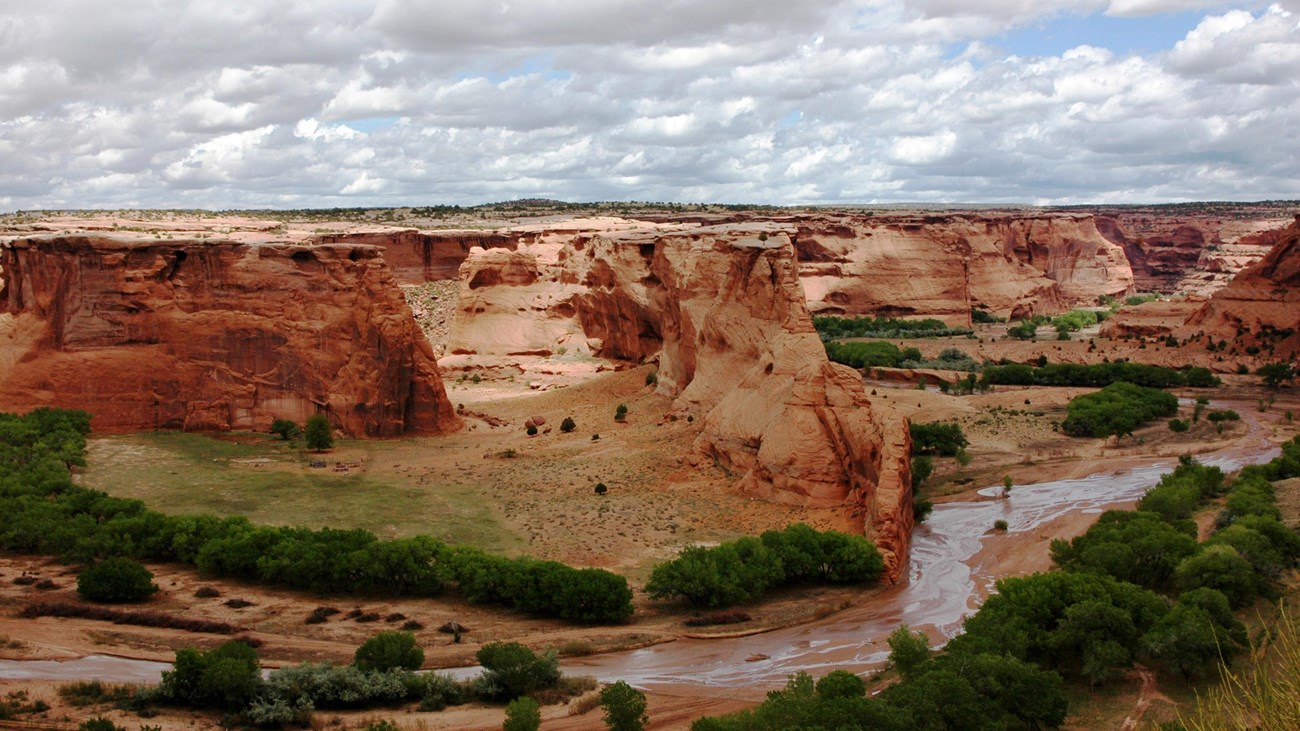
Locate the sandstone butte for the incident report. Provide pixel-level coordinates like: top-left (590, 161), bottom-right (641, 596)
top-left (0, 234), bottom-right (461, 437)
top-left (444, 223), bottom-right (914, 581)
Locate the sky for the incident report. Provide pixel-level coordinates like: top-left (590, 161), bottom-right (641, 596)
top-left (1, 0), bottom-right (1298, 210)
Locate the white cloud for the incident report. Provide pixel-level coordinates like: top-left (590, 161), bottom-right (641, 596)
top-left (0, 1), bottom-right (1297, 210)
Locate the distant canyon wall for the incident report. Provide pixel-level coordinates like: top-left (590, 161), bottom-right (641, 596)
top-left (791, 212), bottom-right (1133, 322)
top-left (445, 225), bottom-right (914, 581)
top-left (0, 235), bottom-right (461, 436)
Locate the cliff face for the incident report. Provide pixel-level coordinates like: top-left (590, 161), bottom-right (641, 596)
top-left (311, 229), bottom-right (517, 284)
top-left (0, 235), bottom-right (461, 436)
top-left (793, 213), bottom-right (1132, 322)
top-left (1094, 211), bottom-right (1288, 294)
top-left (446, 225), bottom-right (914, 581)
top-left (1180, 216), bottom-right (1300, 358)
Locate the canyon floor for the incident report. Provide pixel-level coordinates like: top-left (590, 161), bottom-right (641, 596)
top-left (2, 334), bottom-right (1297, 729)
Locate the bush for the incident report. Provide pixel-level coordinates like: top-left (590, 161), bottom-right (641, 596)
top-left (304, 414), bottom-right (333, 451)
top-left (157, 641), bottom-right (262, 710)
top-left (353, 631), bottom-right (424, 672)
top-left (474, 642), bottom-right (560, 701)
top-left (526, 424), bottom-right (538, 436)
top-left (269, 419), bottom-right (301, 441)
top-left (910, 422), bottom-right (968, 457)
top-left (615, 404), bottom-right (628, 422)
top-left (910, 455), bottom-right (933, 490)
top-left (76, 557), bottom-right (158, 603)
top-left (887, 625), bottom-right (931, 678)
top-left (1207, 409), bottom-right (1240, 423)
top-left (993, 519), bottom-right (1008, 531)
top-left (600, 681), bottom-right (648, 731)
top-left (504, 696), bottom-right (542, 731)
top-left (1168, 418), bottom-right (1190, 433)
top-left (560, 417), bottom-right (577, 433)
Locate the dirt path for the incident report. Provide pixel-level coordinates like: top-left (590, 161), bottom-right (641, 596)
top-left (1121, 664), bottom-right (1176, 731)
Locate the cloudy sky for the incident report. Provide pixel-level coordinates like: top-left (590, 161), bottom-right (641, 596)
top-left (2, 1), bottom-right (1298, 210)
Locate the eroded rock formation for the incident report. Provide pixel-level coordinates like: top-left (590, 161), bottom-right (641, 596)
top-left (446, 225), bottom-right (914, 580)
top-left (1179, 215), bottom-right (1300, 358)
top-left (311, 229), bottom-right (517, 284)
top-left (790, 212), bottom-right (1132, 322)
top-left (0, 235), bottom-right (461, 436)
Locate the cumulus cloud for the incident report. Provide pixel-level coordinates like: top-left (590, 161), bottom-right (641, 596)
top-left (1, 0), bottom-right (1298, 209)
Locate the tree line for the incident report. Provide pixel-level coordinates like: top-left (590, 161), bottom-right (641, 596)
top-left (0, 408), bottom-right (633, 624)
top-left (645, 524), bottom-right (885, 608)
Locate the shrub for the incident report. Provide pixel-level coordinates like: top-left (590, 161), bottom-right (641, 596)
top-left (910, 422), bottom-right (968, 456)
top-left (353, 631), bottom-right (424, 672)
top-left (1168, 418), bottom-right (1190, 433)
top-left (600, 681), bottom-right (648, 731)
top-left (526, 424), bottom-right (538, 436)
top-left (910, 455), bottom-right (933, 489)
top-left (645, 371), bottom-right (658, 386)
top-left (474, 642), bottom-right (560, 701)
top-left (304, 413), bottom-right (333, 451)
top-left (560, 417), bottom-right (577, 433)
top-left (615, 404), bottom-right (628, 422)
top-left (157, 641), bottom-right (261, 710)
top-left (594, 483), bottom-right (608, 495)
top-left (887, 625), bottom-right (931, 678)
top-left (269, 419), bottom-right (301, 441)
top-left (76, 557), bottom-right (157, 603)
top-left (993, 519), bottom-right (1009, 531)
top-left (1207, 409), bottom-right (1240, 423)
top-left (504, 696), bottom-right (542, 731)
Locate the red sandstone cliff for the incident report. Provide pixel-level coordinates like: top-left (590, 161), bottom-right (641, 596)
top-left (790, 212), bottom-right (1132, 322)
top-left (1179, 216), bottom-right (1300, 358)
top-left (445, 225), bottom-right (914, 581)
top-left (0, 235), bottom-right (461, 436)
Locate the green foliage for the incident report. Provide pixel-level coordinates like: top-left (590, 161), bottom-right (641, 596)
top-left (1169, 418), bottom-right (1190, 432)
top-left (600, 681), bottom-right (648, 731)
top-left (823, 340), bottom-right (912, 369)
top-left (474, 642), bottom-right (560, 701)
top-left (1206, 409), bottom-right (1240, 423)
top-left (887, 625), bottom-right (931, 678)
top-left (1050, 309), bottom-right (1101, 333)
top-left (1258, 361), bottom-right (1295, 388)
top-left (813, 315), bottom-right (972, 339)
top-left (970, 307), bottom-right (1003, 323)
top-left (304, 414), bottom-right (333, 451)
top-left (353, 631), bottom-right (424, 672)
top-left (1007, 321), bottom-right (1038, 340)
top-left (910, 455), bottom-right (932, 490)
top-left (980, 361), bottom-right (1219, 389)
top-left (645, 524), bottom-right (883, 608)
top-left (645, 371), bottom-right (658, 386)
top-left (1051, 510), bottom-right (1197, 590)
top-left (0, 408), bottom-right (633, 625)
top-left (77, 719), bottom-right (123, 731)
top-left (503, 696), bottom-right (542, 731)
top-left (76, 557), bottom-right (158, 603)
top-left (157, 641), bottom-right (262, 710)
top-left (269, 419), bottom-right (301, 440)
top-left (526, 424), bottom-right (538, 436)
top-left (1143, 589), bottom-right (1247, 681)
top-left (1175, 545), bottom-right (1259, 608)
top-left (909, 421), bottom-right (968, 456)
top-left (814, 670), bottom-right (865, 699)
top-left (1061, 382), bottom-right (1179, 438)
top-left (560, 416), bottom-right (577, 433)
top-left (614, 404), bottom-right (628, 422)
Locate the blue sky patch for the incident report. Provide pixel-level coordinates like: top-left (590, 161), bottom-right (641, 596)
top-left (993, 10), bottom-right (1208, 58)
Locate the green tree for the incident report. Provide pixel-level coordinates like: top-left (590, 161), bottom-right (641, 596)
top-left (1258, 362), bottom-right (1294, 389)
top-left (76, 557), bottom-right (158, 603)
top-left (158, 641), bottom-right (262, 710)
top-left (1175, 545), bottom-right (1259, 608)
top-left (353, 631), bottom-right (424, 672)
top-left (475, 642), bottom-right (560, 701)
top-left (560, 416), bottom-right (577, 433)
top-left (887, 625), bottom-right (931, 678)
top-left (910, 455), bottom-right (933, 490)
top-left (600, 681), bottom-right (648, 731)
top-left (814, 670), bottom-right (865, 699)
top-left (503, 696), bottom-right (541, 731)
top-left (304, 413), bottom-right (333, 452)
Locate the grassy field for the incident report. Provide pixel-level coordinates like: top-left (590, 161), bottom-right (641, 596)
top-left (79, 432), bottom-right (528, 555)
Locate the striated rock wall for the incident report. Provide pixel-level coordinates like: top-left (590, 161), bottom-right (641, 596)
top-left (446, 226), bottom-right (915, 581)
top-left (791, 212), bottom-right (1132, 322)
top-left (0, 235), bottom-right (461, 436)
top-left (1094, 211), bottom-right (1290, 294)
top-left (311, 229), bottom-right (517, 284)
top-left (1179, 215), bottom-right (1300, 359)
